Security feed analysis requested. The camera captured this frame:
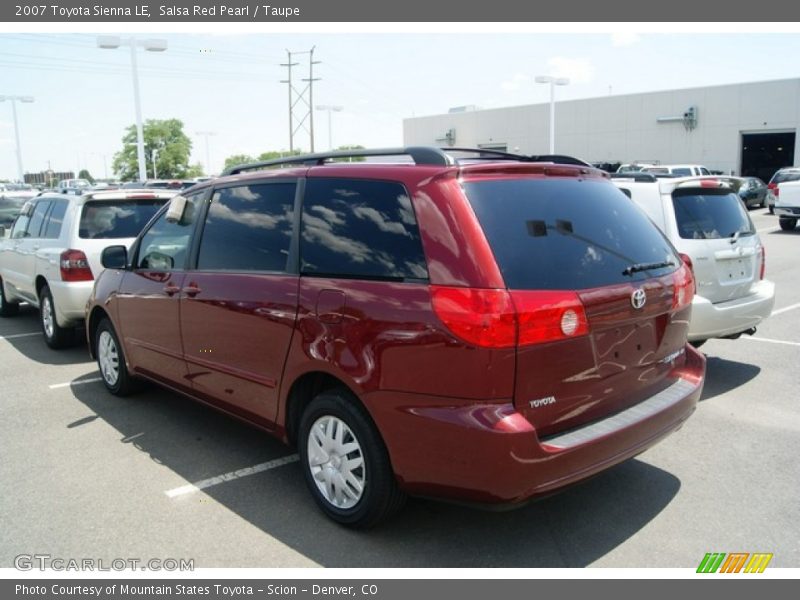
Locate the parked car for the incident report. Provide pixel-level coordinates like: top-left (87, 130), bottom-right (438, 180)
top-left (144, 179), bottom-right (197, 191)
top-left (86, 147), bottom-right (705, 527)
top-left (642, 164), bottom-right (711, 177)
top-left (0, 183), bottom-right (39, 203)
top-left (57, 179), bottom-right (92, 195)
top-left (736, 177), bottom-right (768, 209)
top-left (767, 167), bottom-right (800, 215)
top-left (774, 179), bottom-right (800, 231)
top-left (0, 189), bottom-right (174, 347)
top-left (616, 162), bottom-right (657, 174)
top-left (0, 197), bottom-right (26, 237)
top-left (611, 173), bottom-right (774, 345)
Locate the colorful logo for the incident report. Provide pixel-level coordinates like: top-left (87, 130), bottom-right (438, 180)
top-left (697, 552), bottom-right (773, 573)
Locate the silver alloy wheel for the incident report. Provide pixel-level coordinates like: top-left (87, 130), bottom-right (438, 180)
top-left (98, 330), bottom-right (120, 386)
top-left (41, 296), bottom-right (54, 338)
top-left (307, 415), bottom-right (366, 509)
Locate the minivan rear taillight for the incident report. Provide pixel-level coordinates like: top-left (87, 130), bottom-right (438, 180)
top-left (672, 262), bottom-right (695, 310)
top-left (60, 249), bottom-right (93, 282)
top-left (430, 286), bottom-right (589, 348)
top-left (510, 290), bottom-right (589, 345)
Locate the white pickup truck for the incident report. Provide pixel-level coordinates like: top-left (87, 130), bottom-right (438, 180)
top-left (775, 180), bottom-right (800, 231)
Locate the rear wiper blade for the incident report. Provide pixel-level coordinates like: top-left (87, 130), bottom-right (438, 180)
top-left (622, 260), bottom-right (675, 276)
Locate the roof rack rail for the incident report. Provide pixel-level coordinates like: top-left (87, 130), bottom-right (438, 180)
top-left (527, 154), bottom-right (593, 167)
top-left (222, 146), bottom-right (596, 176)
top-left (223, 146), bottom-right (455, 175)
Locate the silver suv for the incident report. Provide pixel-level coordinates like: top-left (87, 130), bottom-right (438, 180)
top-left (0, 190), bottom-right (174, 347)
top-left (612, 174), bottom-right (775, 345)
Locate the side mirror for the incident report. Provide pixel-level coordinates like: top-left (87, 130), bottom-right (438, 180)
top-left (101, 245), bottom-right (128, 270)
top-left (165, 195), bottom-right (187, 223)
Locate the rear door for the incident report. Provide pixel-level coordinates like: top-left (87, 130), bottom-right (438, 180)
top-left (463, 176), bottom-right (689, 436)
top-left (669, 185), bottom-right (759, 304)
top-left (179, 180), bottom-right (299, 424)
top-left (14, 199), bottom-right (51, 298)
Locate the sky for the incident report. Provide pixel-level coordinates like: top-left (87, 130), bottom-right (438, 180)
top-left (1, 31), bottom-right (800, 180)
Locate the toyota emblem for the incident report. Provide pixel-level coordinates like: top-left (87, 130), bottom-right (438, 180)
top-left (631, 288), bottom-right (647, 310)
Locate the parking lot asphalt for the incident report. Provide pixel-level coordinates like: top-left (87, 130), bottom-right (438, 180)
top-left (1, 206), bottom-right (798, 569)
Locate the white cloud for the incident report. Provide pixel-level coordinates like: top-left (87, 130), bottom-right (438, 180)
top-left (501, 72), bottom-right (530, 92)
top-left (546, 57), bottom-right (596, 84)
top-left (611, 32), bottom-right (642, 47)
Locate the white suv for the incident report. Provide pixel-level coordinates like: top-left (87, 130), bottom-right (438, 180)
top-left (612, 174), bottom-right (775, 345)
top-left (0, 190), bottom-right (174, 347)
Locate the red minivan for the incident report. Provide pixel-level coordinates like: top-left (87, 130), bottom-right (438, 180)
top-left (86, 148), bottom-right (705, 527)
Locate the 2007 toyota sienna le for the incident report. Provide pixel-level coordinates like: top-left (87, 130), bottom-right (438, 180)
top-left (86, 147), bottom-right (706, 527)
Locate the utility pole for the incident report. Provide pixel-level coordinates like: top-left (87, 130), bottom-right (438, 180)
top-left (281, 47), bottom-right (321, 153)
top-left (303, 47), bottom-right (321, 152)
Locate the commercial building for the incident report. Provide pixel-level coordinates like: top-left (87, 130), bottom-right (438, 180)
top-left (403, 78), bottom-right (799, 180)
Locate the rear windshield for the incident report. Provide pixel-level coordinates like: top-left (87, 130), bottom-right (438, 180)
top-left (671, 168), bottom-right (692, 176)
top-left (79, 199), bottom-right (167, 239)
top-left (463, 178), bottom-right (679, 290)
top-left (770, 170), bottom-right (800, 184)
top-left (672, 190), bottom-right (755, 240)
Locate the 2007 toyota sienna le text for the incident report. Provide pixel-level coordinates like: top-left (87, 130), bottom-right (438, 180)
top-left (85, 147), bottom-right (706, 527)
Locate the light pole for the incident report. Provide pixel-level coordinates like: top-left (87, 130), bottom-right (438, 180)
top-left (0, 95), bottom-right (34, 182)
top-left (535, 76), bottom-right (569, 154)
top-left (195, 130), bottom-right (216, 176)
top-left (316, 105), bottom-right (343, 151)
top-left (97, 36), bottom-right (167, 182)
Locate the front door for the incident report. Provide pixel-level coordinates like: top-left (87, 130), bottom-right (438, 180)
top-left (115, 193), bottom-right (202, 388)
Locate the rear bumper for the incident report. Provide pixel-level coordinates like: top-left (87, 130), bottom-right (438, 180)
top-left (774, 206), bottom-right (800, 218)
top-left (365, 345), bottom-right (705, 504)
top-left (687, 279), bottom-right (775, 342)
top-left (47, 279), bottom-right (94, 326)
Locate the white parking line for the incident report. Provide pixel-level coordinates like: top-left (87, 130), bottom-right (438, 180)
top-left (0, 332), bottom-right (39, 340)
top-left (49, 377), bottom-right (103, 390)
top-left (164, 454), bottom-right (300, 498)
top-left (741, 337), bottom-right (800, 347)
top-left (772, 301), bottom-right (800, 316)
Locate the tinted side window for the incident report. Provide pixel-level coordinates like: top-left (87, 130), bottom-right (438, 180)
top-left (26, 201), bottom-right (51, 239)
top-left (43, 201), bottom-right (68, 239)
top-left (10, 214), bottom-right (30, 239)
top-left (197, 183), bottom-right (296, 272)
top-left (300, 178), bottom-right (428, 281)
top-left (136, 195), bottom-right (200, 271)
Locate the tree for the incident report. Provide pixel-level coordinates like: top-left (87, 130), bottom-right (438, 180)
top-left (78, 169), bottom-right (95, 184)
top-left (331, 145), bottom-right (366, 162)
top-left (112, 119), bottom-right (194, 181)
top-left (223, 154), bottom-right (256, 172)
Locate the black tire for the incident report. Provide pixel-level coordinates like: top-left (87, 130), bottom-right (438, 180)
top-left (690, 340), bottom-right (706, 349)
top-left (779, 218), bottom-right (797, 231)
top-left (95, 318), bottom-right (139, 396)
top-left (298, 389), bottom-right (405, 528)
top-left (39, 284), bottom-right (75, 349)
top-left (0, 276), bottom-right (19, 317)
